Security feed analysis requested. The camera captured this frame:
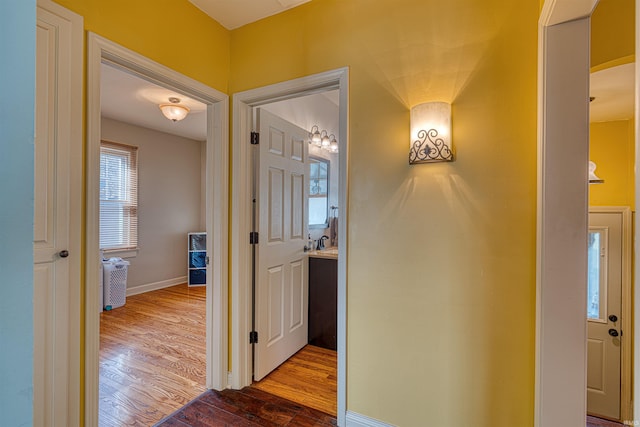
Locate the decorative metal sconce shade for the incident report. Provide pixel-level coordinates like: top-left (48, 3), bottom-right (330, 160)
top-left (409, 102), bottom-right (453, 164)
top-left (159, 97), bottom-right (190, 122)
top-left (589, 161), bottom-right (604, 184)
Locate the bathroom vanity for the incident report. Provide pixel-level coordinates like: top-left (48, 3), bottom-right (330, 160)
top-left (308, 248), bottom-right (338, 351)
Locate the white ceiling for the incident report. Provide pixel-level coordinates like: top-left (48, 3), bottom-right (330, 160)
top-left (100, 62), bottom-right (338, 142)
top-left (189, 0), bottom-right (312, 30)
top-left (100, 63), bottom-right (208, 141)
top-left (590, 62), bottom-right (635, 123)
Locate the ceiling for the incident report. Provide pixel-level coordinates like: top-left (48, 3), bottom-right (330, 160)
top-left (100, 63), bottom-right (338, 142)
top-left (589, 62), bottom-right (635, 123)
top-left (189, 0), bottom-right (312, 30)
top-left (100, 63), bottom-right (208, 141)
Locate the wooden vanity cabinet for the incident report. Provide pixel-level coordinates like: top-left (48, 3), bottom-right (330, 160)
top-left (308, 257), bottom-right (337, 350)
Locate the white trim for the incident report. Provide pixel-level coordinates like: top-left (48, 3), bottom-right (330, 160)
top-left (345, 411), bottom-right (394, 427)
top-left (85, 33), bottom-right (229, 426)
top-left (231, 68), bottom-right (349, 426)
top-left (589, 206), bottom-right (633, 421)
top-left (634, 1), bottom-right (640, 421)
top-left (34, 1), bottom-right (83, 425)
top-left (537, 1), bottom-right (596, 426)
top-left (125, 276), bottom-right (188, 297)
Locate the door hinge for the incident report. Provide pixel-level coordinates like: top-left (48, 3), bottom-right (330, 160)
top-left (250, 132), bottom-right (259, 145)
top-left (249, 331), bottom-right (259, 344)
top-left (250, 231), bottom-right (259, 245)
top-left (205, 256), bottom-right (210, 265)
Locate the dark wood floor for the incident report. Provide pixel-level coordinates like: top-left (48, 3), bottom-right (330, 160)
top-left (155, 387), bottom-right (337, 426)
top-left (587, 415), bottom-right (624, 426)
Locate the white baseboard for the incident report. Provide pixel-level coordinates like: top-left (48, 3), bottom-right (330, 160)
top-left (346, 411), bottom-right (394, 427)
top-left (227, 372), bottom-right (232, 388)
top-left (126, 276), bottom-right (187, 296)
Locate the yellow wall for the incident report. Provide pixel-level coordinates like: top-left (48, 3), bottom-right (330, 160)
top-left (590, 120), bottom-right (635, 208)
top-left (53, 0), bottom-right (230, 91)
top-left (591, 0), bottom-right (635, 69)
top-left (231, 0), bottom-right (537, 425)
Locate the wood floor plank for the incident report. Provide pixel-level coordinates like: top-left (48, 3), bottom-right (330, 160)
top-left (101, 283), bottom-right (337, 426)
top-left (252, 345), bottom-right (337, 416)
top-left (99, 284), bottom-right (207, 427)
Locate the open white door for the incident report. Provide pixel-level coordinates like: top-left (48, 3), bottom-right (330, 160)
top-left (254, 108), bottom-right (309, 381)
top-left (34, 2), bottom-right (82, 425)
top-left (587, 211), bottom-right (624, 420)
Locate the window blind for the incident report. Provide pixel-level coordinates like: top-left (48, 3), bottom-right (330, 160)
top-left (100, 141), bottom-right (138, 251)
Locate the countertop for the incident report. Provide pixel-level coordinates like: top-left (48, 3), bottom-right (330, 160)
top-left (307, 246), bottom-right (338, 260)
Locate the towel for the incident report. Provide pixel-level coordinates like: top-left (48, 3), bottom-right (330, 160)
top-left (329, 217), bottom-right (338, 247)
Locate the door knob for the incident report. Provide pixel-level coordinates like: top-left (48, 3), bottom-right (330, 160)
top-left (608, 329), bottom-right (619, 337)
top-left (609, 314), bottom-right (618, 322)
top-left (59, 250), bottom-right (69, 258)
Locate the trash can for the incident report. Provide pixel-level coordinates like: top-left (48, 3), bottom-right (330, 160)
top-left (103, 257), bottom-right (130, 310)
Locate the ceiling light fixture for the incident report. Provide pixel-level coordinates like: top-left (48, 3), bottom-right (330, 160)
top-left (159, 97), bottom-right (190, 122)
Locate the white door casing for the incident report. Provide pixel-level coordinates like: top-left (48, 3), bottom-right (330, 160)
top-left (254, 109), bottom-right (309, 381)
top-left (33, 1), bottom-right (83, 425)
top-left (85, 34), bottom-right (229, 425)
top-left (231, 68), bottom-right (348, 425)
top-left (587, 211), bottom-right (623, 420)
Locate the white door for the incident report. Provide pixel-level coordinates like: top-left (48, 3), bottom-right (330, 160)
top-left (587, 211), bottom-right (623, 420)
top-left (34, 2), bottom-right (82, 425)
top-left (254, 109), bottom-right (309, 381)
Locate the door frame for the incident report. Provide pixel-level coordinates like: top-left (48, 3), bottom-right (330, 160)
top-left (588, 206), bottom-right (633, 420)
top-left (230, 67), bottom-right (349, 425)
top-left (537, 1), bottom-right (597, 426)
top-left (85, 33), bottom-right (229, 425)
top-left (34, 0), bottom-right (83, 424)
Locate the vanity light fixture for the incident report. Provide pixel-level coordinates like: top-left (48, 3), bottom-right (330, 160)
top-left (159, 97), bottom-right (190, 122)
top-left (309, 125), bottom-right (339, 153)
top-left (589, 160), bottom-right (604, 184)
top-left (409, 101), bottom-right (453, 164)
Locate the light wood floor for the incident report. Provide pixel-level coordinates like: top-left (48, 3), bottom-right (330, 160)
top-left (99, 283), bottom-right (207, 427)
top-left (99, 282), bottom-right (337, 425)
top-left (253, 345), bottom-right (337, 416)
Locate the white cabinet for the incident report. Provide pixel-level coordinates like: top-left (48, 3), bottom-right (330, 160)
top-left (188, 232), bottom-right (207, 286)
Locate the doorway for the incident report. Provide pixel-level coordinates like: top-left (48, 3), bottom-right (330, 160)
top-left (231, 68), bottom-right (348, 425)
top-left (85, 33), bottom-right (229, 425)
top-left (587, 208), bottom-right (632, 421)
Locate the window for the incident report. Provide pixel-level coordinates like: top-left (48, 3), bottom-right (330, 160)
top-left (309, 157), bottom-right (329, 228)
top-left (100, 141), bottom-right (138, 251)
top-left (587, 228), bottom-right (607, 321)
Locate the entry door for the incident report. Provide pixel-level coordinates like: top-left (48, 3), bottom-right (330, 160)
top-left (34, 3), bottom-right (81, 425)
top-left (587, 211), bottom-right (623, 420)
top-left (254, 108), bottom-right (309, 381)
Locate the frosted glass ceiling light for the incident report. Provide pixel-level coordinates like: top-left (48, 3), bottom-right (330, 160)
top-left (159, 97), bottom-right (190, 122)
top-left (589, 161), bottom-right (604, 184)
top-left (409, 101), bottom-right (453, 164)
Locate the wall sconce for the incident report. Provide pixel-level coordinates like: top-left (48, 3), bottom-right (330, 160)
top-left (409, 102), bottom-right (453, 164)
top-left (159, 97), bottom-right (190, 122)
top-left (589, 161), bottom-right (604, 184)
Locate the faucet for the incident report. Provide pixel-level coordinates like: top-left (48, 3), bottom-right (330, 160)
top-left (316, 235), bottom-right (329, 250)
